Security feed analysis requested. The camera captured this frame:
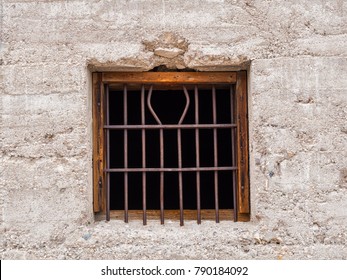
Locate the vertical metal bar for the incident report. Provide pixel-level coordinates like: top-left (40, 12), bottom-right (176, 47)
top-left (124, 85), bottom-right (128, 223)
top-left (141, 86), bottom-right (147, 225)
top-left (178, 87), bottom-right (190, 226)
top-left (194, 86), bottom-right (201, 224)
top-left (106, 84), bottom-right (110, 221)
top-left (231, 85), bottom-right (238, 222)
top-left (212, 86), bottom-right (219, 223)
top-left (147, 87), bottom-right (165, 224)
top-left (159, 128), bottom-right (164, 224)
top-left (177, 127), bottom-right (184, 226)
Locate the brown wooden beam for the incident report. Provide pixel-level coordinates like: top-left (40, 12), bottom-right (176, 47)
top-left (95, 210), bottom-right (237, 221)
top-left (236, 71), bottom-right (250, 220)
top-left (102, 72), bottom-right (237, 84)
top-left (92, 73), bottom-right (106, 213)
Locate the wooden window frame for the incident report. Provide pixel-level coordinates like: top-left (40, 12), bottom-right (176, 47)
top-left (92, 71), bottom-right (250, 222)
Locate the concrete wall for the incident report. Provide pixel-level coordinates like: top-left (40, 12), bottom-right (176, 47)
top-left (0, 0), bottom-right (346, 259)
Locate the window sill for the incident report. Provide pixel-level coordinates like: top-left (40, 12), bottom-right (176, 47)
top-left (95, 210), bottom-right (249, 222)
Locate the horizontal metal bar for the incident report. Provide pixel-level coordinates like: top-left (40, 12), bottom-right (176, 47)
top-left (104, 124), bottom-right (237, 130)
top-left (104, 166), bottom-right (237, 172)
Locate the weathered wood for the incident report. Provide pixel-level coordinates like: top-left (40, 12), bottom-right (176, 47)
top-left (102, 72), bottom-right (237, 84)
top-left (92, 73), bottom-right (101, 212)
top-left (100, 80), bottom-right (106, 214)
top-left (95, 210), bottom-right (236, 221)
top-left (92, 73), bottom-right (105, 213)
top-left (236, 71), bottom-right (250, 220)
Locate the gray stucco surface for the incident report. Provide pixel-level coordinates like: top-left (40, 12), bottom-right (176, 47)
top-left (0, 0), bottom-right (346, 259)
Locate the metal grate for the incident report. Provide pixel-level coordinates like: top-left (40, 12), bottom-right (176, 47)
top-left (103, 84), bottom-right (238, 226)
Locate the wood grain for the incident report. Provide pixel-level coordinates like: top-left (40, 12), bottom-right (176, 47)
top-left (95, 210), bottom-right (244, 221)
top-left (236, 71), bottom-right (250, 220)
top-left (92, 73), bottom-right (105, 212)
top-left (102, 72), bottom-right (237, 84)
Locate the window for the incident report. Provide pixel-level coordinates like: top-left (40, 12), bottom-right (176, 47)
top-left (93, 72), bottom-right (249, 225)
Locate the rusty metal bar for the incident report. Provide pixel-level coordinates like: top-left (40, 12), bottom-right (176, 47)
top-left (231, 85), bottom-right (238, 221)
top-left (105, 166), bottom-right (237, 172)
top-left (176, 87), bottom-right (191, 226)
top-left (212, 86), bottom-right (219, 223)
top-left (177, 127), bottom-right (183, 226)
top-left (147, 86), bottom-right (165, 224)
top-left (179, 87), bottom-right (191, 124)
top-left (105, 84), bottom-right (110, 221)
top-left (124, 85), bottom-right (128, 223)
top-left (159, 128), bottom-right (164, 224)
top-left (194, 86), bottom-right (201, 224)
top-left (104, 124), bottom-right (236, 130)
top-left (141, 86), bottom-right (147, 225)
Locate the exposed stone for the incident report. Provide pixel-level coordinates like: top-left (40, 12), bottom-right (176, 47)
top-left (154, 47), bottom-right (185, 59)
top-left (142, 32), bottom-right (189, 53)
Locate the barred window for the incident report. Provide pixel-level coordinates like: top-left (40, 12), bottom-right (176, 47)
top-left (93, 72), bottom-right (249, 225)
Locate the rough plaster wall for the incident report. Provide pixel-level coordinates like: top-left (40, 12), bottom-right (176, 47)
top-left (0, 0), bottom-right (346, 259)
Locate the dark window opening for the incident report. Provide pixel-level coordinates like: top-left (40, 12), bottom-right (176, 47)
top-left (108, 87), bottom-right (234, 211)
